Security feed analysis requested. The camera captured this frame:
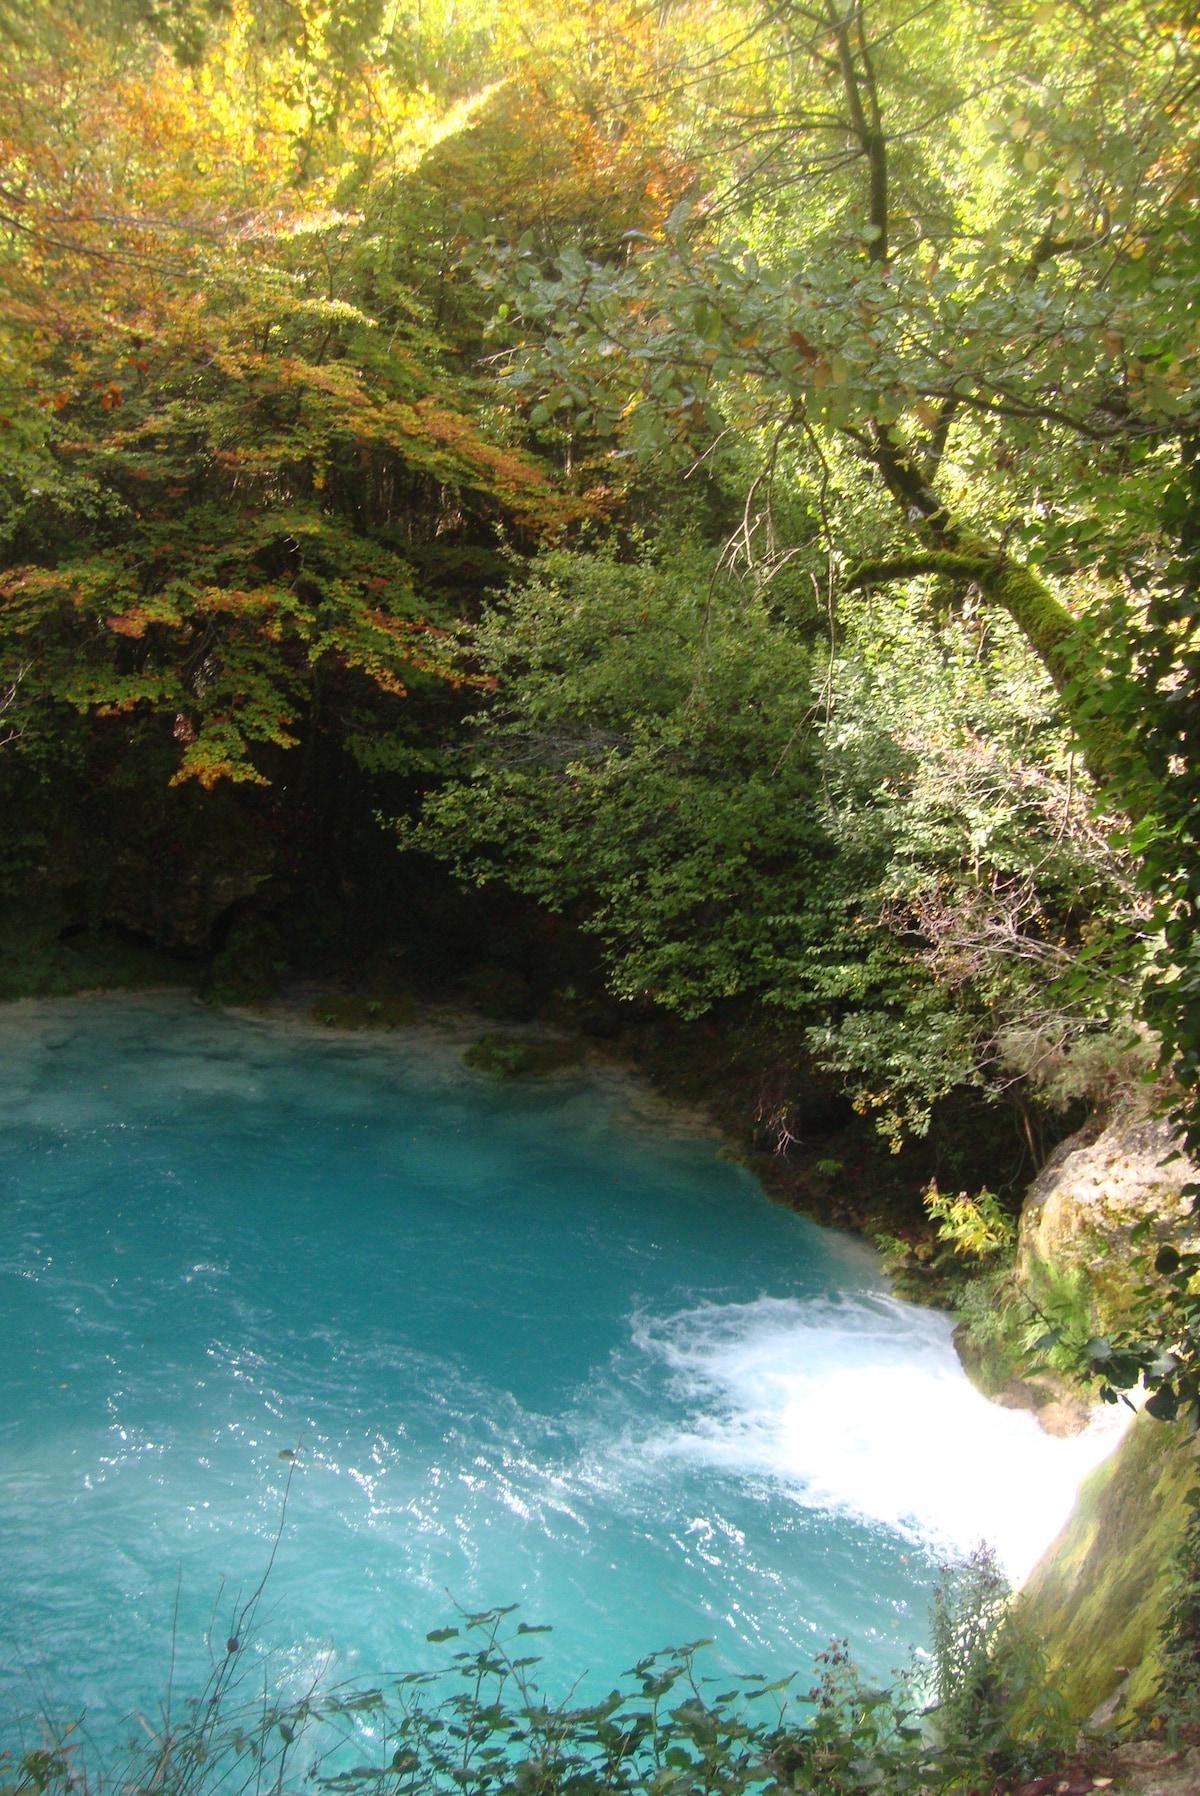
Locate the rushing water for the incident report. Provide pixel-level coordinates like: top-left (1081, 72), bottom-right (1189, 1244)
top-left (0, 995), bottom-right (1124, 1731)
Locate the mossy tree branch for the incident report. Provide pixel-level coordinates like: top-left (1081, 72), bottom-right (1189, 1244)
top-left (845, 547), bottom-right (1137, 798)
top-left (846, 550), bottom-right (1076, 679)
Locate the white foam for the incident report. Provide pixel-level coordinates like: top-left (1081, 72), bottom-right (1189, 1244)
top-left (634, 1295), bottom-right (1129, 1582)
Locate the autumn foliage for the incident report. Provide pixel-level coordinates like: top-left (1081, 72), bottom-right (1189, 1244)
top-left (0, 0), bottom-right (666, 785)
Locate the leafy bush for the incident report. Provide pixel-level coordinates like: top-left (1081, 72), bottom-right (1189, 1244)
top-left (924, 1185), bottom-right (1015, 1261)
top-left (928, 1551), bottom-right (1072, 1775)
top-left (0, 1566), bottom-right (1076, 1796)
top-left (413, 542), bottom-right (1146, 1147)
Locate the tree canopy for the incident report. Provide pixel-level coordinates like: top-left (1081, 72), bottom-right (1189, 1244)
top-left (1, 0), bottom-right (1196, 1188)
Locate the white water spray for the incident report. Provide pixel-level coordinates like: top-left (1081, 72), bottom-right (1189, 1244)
top-left (635, 1295), bottom-right (1128, 1582)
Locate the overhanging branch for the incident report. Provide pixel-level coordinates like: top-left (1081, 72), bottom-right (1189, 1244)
top-left (845, 550), bottom-right (993, 587)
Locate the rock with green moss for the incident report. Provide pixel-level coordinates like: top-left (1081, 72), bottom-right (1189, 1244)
top-left (1019, 1097), bottom-right (1197, 1328)
top-left (312, 993), bottom-right (419, 1029)
top-left (0, 903), bottom-right (192, 1000)
top-left (204, 914), bottom-right (289, 1005)
top-left (952, 1301), bottom-right (1090, 1436)
top-left (463, 1033), bottom-right (584, 1078)
top-left (952, 1095), bottom-right (1197, 1434)
top-left (1018, 1411), bottom-right (1197, 1723)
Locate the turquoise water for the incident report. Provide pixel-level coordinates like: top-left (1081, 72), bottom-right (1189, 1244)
top-left (0, 996), bottom-right (1121, 1732)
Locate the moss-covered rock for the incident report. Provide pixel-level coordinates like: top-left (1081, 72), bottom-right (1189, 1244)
top-left (953, 1310), bottom-right (1090, 1436)
top-left (1019, 1097), bottom-right (1197, 1332)
top-left (0, 903), bottom-right (193, 999)
top-left (463, 1032), bottom-right (585, 1078)
top-left (312, 993), bottom-right (419, 1029)
top-left (1018, 1412), bottom-right (1198, 1723)
top-left (949, 1095), bottom-right (1197, 1434)
top-left (204, 914), bottom-right (289, 1005)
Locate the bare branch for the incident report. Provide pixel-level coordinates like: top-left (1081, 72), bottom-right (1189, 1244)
top-left (0, 665), bottom-right (27, 750)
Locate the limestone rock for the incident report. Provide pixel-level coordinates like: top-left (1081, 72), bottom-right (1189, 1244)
top-left (1114, 1741), bottom-right (1200, 1796)
top-left (954, 1318), bottom-right (1091, 1433)
top-left (1019, 1095), bottom-right (1196, 1323)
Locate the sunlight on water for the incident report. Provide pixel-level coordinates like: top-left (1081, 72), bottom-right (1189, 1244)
top-left (0, 995), bottom-right (1125, 1732)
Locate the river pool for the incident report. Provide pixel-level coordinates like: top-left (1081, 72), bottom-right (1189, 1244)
top-left (0, 995), bottom-right (1123, 1730)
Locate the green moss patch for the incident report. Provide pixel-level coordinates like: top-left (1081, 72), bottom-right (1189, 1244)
top-left (204, 915), bottom-right (289, 1006)
top-left (463, 1032), bottom-right (585, 1078)
top-left (1019, 1412), bottom-right (1197, 1722)
top-left (0, 906), bottom-right (193, 1001)
top-left (312, 993), bottom-right (419, 1029)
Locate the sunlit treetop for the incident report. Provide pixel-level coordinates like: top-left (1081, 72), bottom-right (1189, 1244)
top-left (0, 0), bottom-right (654, 785)
top-left (484, 0), bottom-right (1200, 798)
